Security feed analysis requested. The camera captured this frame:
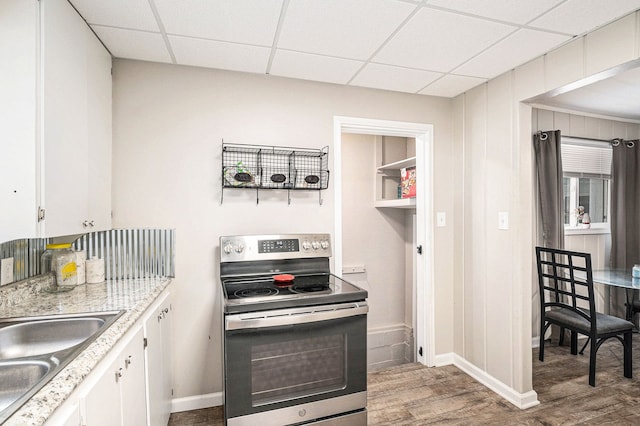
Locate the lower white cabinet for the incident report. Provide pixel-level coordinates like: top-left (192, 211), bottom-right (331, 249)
top-left (144, 292), bottom-right (173, 426)
top-left (83, 327), bottom-right (146, 426)
top-left (43, 288), bottom-right (172, 426)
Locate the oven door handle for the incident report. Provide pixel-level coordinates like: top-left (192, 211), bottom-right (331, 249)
top-left (225, 302), bottom-right (368, 330)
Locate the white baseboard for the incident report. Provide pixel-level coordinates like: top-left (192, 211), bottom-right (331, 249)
top-left (171, 392), bottom-right (223, 413)
top-left (172, 354), bottom-right (541, 414)
top-left (434, 352), bottom-right (540, 409)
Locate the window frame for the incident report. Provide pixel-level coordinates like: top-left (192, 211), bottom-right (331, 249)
top-left (561, 137), bottom-right (612, 234)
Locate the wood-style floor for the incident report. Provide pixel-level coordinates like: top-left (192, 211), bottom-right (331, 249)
top-left (168, 334), bottom-right (640, 425)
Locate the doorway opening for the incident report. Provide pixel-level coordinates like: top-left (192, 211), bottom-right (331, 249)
top-left (333, 116), bottom-right (434, 368)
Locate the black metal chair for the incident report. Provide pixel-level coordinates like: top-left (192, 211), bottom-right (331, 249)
top-left (536, 246), bottom-right (634, 386)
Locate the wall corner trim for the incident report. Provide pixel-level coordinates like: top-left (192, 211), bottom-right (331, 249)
top-left (448, 353), bottom-right (540, 410)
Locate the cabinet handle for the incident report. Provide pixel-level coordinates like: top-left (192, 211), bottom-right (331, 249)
top-left (82, 220), bottom-right (96, 228)
top-left (125, 355), bottom-right (132, 368)
top-left (115, 367), bottom-right (123, 382)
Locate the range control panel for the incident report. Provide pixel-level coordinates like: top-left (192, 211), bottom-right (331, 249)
top-left (220, 234), bottom-right (331, 262)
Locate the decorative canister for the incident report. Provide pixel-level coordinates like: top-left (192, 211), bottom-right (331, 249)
top-left (75, 249), bottom-right (87, 284)
top-left (41, 243), bottom-right (77, 291)
top-left (86, 257), bottom-right (105, 284)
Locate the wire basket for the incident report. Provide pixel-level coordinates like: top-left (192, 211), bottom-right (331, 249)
top-left (222, 143), bottom-right (329, 191)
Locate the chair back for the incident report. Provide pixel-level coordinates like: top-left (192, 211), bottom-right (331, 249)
top-left (536, 246), bottom-right (597, 332)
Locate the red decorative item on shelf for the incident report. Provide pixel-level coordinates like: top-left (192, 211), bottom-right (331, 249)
top-left (400, 167), bottom-right (416, 199)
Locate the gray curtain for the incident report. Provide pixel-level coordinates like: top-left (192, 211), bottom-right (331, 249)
top-left (534, 130), bottom-right (565, 249)
top-left (610, 140), bottom-right (640, 319)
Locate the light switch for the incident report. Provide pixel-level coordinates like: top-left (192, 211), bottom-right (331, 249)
top-left (436, 212), bottom-right (446, 227)
top-left (498, 212), bottom-right (509, 230)
top-left (1, 257), bottom-right (14, 286)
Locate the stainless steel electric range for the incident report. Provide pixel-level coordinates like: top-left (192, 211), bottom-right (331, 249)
top-left (219, 233), bottom-right (368, 426)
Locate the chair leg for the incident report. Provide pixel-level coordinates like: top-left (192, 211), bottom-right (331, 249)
top-left (589, 336), bottom-right (597, 387)
top-left (579, 337), bottom-right (590, 355)
top-left (539, 333), bottom-right (545, 361)
top-left (558, 327), bottom-right (565, 346)
top-left (570, 331), bottom-right (578, 355)
top-left (624, 331), bottom-right (632, 379)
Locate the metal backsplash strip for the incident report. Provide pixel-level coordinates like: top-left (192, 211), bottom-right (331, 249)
top-left (0, 229), bottom-right (175, 285)
top-left (0, 238), bottom-right (49, 282)
top-left (73, 229), bottom-right (175, 280)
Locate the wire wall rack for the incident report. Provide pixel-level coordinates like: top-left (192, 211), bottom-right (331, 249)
top-left (221, 142), bottom-right (330, 205)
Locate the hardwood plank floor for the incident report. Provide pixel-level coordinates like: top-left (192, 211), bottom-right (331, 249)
top-left (169, 334), bottom-right (640, 425)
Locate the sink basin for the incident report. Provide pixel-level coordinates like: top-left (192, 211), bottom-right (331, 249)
top-left (0, 360), bottom-right (53, 413)
top-left (0, 317), bottom-right (106, 359)
top-left (0, 311), bottom-right (124, 423)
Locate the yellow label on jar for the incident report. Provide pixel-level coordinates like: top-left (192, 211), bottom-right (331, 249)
top-left (60, 262), bottom-right (77, 280)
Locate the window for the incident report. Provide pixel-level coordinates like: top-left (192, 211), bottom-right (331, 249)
top-left (561, 137), bottom-right (612, 229)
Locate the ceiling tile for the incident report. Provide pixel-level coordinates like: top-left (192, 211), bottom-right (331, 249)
top-left (419, 74), bottom-right (486, 97)
top-left (69, 0), bottom-right (159, 31)
top-left (169, 35), bottom-right (271, 73)
top-left (277, 0), bottom-right (416, 60)
top-left (351, 63), bottom-right (442, 93)
top-left (154, 0), bottom-right (283, 46)
top-left (454, 29), bottom-right (571, 79)
top-left (92, 26), bottom-right (172, 63)
top-left (425, 0), bottom-right (565, 25)
top-left (529, 0), bottom-right (640, 35)
top-left (374, 8), bottom-right (516, 72)
top-left (269, 50), bottom-right (363, 85)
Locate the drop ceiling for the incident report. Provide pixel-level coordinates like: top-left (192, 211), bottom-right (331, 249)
top-left (68, 0), bottom-right (640, 100)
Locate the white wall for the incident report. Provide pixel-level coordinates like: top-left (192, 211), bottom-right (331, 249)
top-left (111, 60), bottom-right (455, 402)
top-left (454, 10), bottom-right (640, 403)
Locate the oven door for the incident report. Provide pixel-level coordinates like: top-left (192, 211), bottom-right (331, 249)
top-left (224, 302), bottom-right (368, 426)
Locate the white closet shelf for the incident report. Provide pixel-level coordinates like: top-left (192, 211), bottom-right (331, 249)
top-left (374, 198), bottom-right (416, 209)
top-left (376, 156), bottom-right (416, 172)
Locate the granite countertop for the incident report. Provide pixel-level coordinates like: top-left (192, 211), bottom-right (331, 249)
top-left (0, 276), bottom-right (172, 426)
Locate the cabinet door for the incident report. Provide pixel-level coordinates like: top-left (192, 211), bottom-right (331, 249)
top-left (121, 327), bottom-right (147, 426)
top-left (83, 354), bottom-right (122, 426)
top-left (0, 0), bottom-right (38, 242)
top-left (41, 0), bottom-right (90, 236)
top-left (85, 30), bottom-right (112, 233)
top-left (145, 293), bottom-right (172, 426)
top-left (40, 0), bottom-right (112, 237)
top-left (84, 327), bottom-right (146, 426)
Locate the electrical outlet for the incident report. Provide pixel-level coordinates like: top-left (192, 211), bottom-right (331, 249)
top-left (498, 212), bottom-right (509, 230)
top-left (1, 257), bottom-right (14, 285)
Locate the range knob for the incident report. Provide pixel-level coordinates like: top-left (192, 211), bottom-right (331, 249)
top-left (223, 242), bottom-right (233, 254)
top-left (302, 240), bottom-right (311, 250)
top-left (311, 241), bottom-right (320, 250)
top-left (235, 244), bottom-right (245, 254)
top-left (320, 240), bottom-right (329, 250)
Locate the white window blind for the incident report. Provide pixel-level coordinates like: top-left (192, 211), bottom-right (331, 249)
top-left (561, 138), bottom-right (612, 178)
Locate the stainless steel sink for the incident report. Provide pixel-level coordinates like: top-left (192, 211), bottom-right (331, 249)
top-left (0, 316), bottom-right (107, 359)
top-left (0, 359), bottom-right (54, 413)
top-left (0, 311), bottom-right (124, 423)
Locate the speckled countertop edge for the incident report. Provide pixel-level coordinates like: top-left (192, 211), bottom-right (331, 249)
top-left (1, 277), bottom-right (172, 426)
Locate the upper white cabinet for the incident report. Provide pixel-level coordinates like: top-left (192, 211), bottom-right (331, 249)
top-left (0, 0), bottom-right (112, 243)
top-left (41, 0), bottom-right (112, 236)
top-left (0, 0), bottom-right (39, 242)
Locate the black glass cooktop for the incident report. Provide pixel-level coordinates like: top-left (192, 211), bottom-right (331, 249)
top-left (221, 273), bottom-right (367, 313)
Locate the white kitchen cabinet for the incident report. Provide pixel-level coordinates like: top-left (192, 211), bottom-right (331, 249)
top-left (0, 0), bottom-right (111, 243)
top-left (0, 0), bottom-right (39, 242)
top-left (40, 0), bottom-right (112, 237)
top-left (83, 327), bottom-right (147, 426)
top-left (144, 292), bottom-right (173, 426)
